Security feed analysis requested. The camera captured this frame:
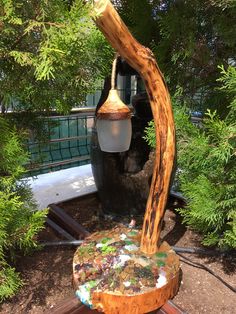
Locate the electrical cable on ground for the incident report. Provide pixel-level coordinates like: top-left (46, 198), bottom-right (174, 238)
top-left (173, 246), bottom-right (236, 257)
top-left (41, 240), bottom-right (84, 246)
top-left (177, 252), bottom-right (236, 293)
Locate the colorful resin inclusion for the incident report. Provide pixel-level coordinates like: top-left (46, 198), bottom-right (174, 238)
top-left (73, 226), bottom-right (179, 308)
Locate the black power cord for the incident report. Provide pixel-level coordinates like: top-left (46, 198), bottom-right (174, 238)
top-left (177, 252), bottom-right (236, 293)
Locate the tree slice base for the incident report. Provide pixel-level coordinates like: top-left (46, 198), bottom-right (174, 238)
top-left (73, 226), bottom-right (180, 314)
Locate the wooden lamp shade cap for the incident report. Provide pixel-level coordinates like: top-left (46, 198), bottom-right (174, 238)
top-left (97, 89), bottom-right (131, 120)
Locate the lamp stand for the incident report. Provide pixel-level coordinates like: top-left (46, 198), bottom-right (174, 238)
top-left (73, 1), bottom-right (179, 313)
top-left (93, 0), bottom-right (176, 256)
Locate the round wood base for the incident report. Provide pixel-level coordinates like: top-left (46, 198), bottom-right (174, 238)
top-left (92, 272), bottom-right (179, 313)
top-left (73, 227), bottom-right (180, 314)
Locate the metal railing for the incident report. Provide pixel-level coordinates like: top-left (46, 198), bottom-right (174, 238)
top-left (22, 83), bottom-right (137, 177)
top-left (26, 108), bottom-right (96, 176)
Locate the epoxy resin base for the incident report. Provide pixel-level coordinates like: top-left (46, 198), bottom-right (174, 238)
top-left (73, 226), bottom-right (180, 314)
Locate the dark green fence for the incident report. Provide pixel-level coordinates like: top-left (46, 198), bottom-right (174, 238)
top-left (27, 108), bottom-right (95, 176)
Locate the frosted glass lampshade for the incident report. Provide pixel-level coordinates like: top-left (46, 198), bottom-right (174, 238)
top-left (97, 118), bottom-right (132, 152)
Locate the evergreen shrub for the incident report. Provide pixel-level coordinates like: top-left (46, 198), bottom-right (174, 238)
top-left (144, 67), bottom-right (236, 249)
top-left (0, 117), bottom-right (47, 301)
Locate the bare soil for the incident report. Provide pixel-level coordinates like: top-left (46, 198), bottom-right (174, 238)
top-left (0, 194), bottom-right (235, 314)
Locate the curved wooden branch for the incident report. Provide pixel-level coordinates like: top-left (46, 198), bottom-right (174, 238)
top-left (93, 0), bottom-right (176, 254)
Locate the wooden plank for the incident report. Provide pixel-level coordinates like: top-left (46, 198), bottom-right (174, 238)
top-left (157, 300), bottom-right (187, 314)
top-left (76, 305), bottom-right (100, 314)
top-left (47, 295), bottom-right (100, 314)
top-left (46, 295), bottom-right (186, 314)
top-left (48, 295), bottom-right (81, 314)
top-left (55, 191), bottom-right (99, 206)
top-left (46, 218), bottom-right (76, 241)
top-left (48, 204), bottom-right (90, 239)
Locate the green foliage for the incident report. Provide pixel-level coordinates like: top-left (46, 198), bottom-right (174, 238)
top-left (116, 0), bottom-right (159, 47)
top-left (118, 1), bottom-right (236, 115)
top-left (0, 266), bottom-right (22, 302)
top-left (144, 67), bottom-right (236, 249)
top-left (217, 65), bottom-right (236, 121)
top-left (143, 120), bottom-right (156, 149)
top-left (0, 0), bottom-right (113, 112)
top-left (0, 116), bottom-right (47, 301)
top-left (0, 117), bottom-right (27, 178)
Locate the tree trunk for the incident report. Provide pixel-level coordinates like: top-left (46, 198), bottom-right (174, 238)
top-left (93, 0), bottom-right (176, 255)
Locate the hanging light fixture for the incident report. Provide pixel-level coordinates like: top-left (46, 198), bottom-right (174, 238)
top-left (96, 55), bottom-right (132, 152)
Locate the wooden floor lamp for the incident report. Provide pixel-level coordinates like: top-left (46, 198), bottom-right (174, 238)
top-left (73, 1), bottom-right (180, 313)
top-left (93, 0), bottom-right (176, 257)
